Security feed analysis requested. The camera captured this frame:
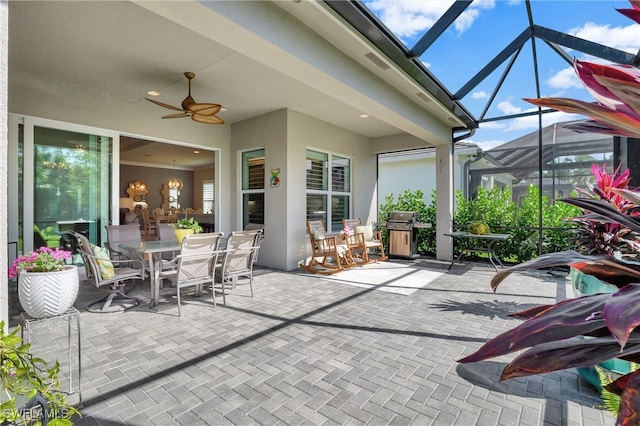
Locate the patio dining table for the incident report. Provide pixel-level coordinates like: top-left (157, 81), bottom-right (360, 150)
top-left (119, 240), bottom-right (181, 308)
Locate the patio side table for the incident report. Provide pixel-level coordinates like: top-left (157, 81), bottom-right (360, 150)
top-left (20, 307), bottom-right (82, 404)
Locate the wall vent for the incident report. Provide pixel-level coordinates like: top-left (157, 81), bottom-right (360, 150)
top-left (416, 92), bottom-right (433, 103)
top-left (364, 52), bottom-right (390, 70)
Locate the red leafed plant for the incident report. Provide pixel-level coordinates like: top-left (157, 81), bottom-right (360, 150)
top-left (523, 2), bottom-right (640, 137)
top-left (459, 3), bottom-right (640, 424)
top-left (564, 164), bottom-right (640, 256)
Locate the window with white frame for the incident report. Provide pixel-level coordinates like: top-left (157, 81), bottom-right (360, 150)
top-left (203, 180), bottom-right (214, 214)
top-left (306, 149), bottom-right (351, 233)
top-left (241, 148), bottom-right (265, 228)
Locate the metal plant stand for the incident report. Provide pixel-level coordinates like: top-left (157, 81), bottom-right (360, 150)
top-left (20, 307), bottom-right (82, 404)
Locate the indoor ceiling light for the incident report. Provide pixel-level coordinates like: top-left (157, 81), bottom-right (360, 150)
top-left (147, 90), bottom-right (160, 96)
top-left (168, 160), bottom-right (182, 190)
top-left (360, 114), bottom-right (369, 118)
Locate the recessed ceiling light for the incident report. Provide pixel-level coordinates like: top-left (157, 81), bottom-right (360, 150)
top-left (220, 107), bottom-right (227, 112)
top-left (193, 150), bottom-right (200, 154)
top-left (147, 90), bottom-right (160, 96)
top-left (360, 114), bottom-right (369, 118)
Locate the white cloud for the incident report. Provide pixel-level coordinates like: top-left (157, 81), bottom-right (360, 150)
top-left (472, 91), bottom-right (488, 99)
top-left (364, 0), bottom-right (495, 39)
top-left (365, 0), bottom-right (454, 39)
top-left (468, 139), bottom-right (507, 150)
top-left (421, 60), bottom-right (431, 68)
top-left (546, 67), bottom-right (582, 91)
top-left (568, 22), bottom-right (640, 54)
top-left (502, 110), bottom-right (582, 133)
top-left (497, 101), bottom-right (522, 115)
top-left (478, 121), bottom-right (506, 130)
top-left (455, 9), bottom-right (479, 33)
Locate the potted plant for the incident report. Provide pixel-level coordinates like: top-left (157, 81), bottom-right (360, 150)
top-left (9, 247), bottom-right (79, 319)
top-left (458, 3), bottom-right (640, 422)
top-left (171, 217), bottom-right (203, 243)
top-left (0, 320), bottom-right (79, 424)
top-left (559, 164), bottom-right (640, 389)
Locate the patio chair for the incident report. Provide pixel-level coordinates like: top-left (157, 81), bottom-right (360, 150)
top-left (157, 223), bottom-right (177, 242)
top-left (299, 220), bottom-right (354, 274)
top-left (69, 230), bottom-right (145, 313)
top-left (244, 223), bottom-right (264, 264)
top-left (105, 224), bottom-right (143, 261)
top-left (140, 208), bottom-right (157, 240)
top-left (343, 218), bottom-right (387, 262)
top-left (157, 223), bottom-right (178, 262)
top-left (158, 232), bottom-right (224, 316)
top-left (218, 230), bottom-right (261, 298)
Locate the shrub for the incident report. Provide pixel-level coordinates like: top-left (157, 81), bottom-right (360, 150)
top-left (379, 186), bottom-right (580, 261)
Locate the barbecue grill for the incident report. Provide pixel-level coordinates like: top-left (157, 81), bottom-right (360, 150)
top-left (385, 211), bottom-right (431, 259)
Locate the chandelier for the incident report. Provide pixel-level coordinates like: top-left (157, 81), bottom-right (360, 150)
top-left (168, 160), bottom-right (182, 190)
top-left (168, 177), bottom-right (182, 190)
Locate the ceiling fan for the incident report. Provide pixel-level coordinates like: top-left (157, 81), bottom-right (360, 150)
top-left (146, 72), bottom-right (224, 124)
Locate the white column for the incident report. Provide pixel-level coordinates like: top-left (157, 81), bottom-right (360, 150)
top-left (1, 0), bottom-right (8, 328)
top-left (435, 143), bottom-right (454, 261)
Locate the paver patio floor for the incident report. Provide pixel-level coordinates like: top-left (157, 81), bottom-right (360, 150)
top-left (10, 258), bottom-right (614, 425)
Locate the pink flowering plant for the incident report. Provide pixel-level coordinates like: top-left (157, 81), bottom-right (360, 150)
top-left (8, 247), bottom-right (72, 279)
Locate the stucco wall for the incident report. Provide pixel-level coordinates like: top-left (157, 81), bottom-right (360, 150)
top-left (1, 2), bottom-right (8, 326)
top-left (288, 110), bottom-right (374, 271)
top-left (231, 109), bottom-right (375, 271)
top-left (379, 150), bottom-right (476, 209)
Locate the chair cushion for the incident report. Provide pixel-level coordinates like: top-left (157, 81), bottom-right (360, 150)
top-left (355, 225), bottom-right (374, 242)
top-left (312, 229), bottom-right (325, 241)
top-left (92, 244), bottom-right (115, 279)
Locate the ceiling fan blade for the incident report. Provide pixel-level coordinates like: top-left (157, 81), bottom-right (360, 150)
top-left (149, 73), bottom-right (224, 124)
top-left (191, 114), bottom-right (224, 124)
top-left (162, 113), bottom-right (189, 119)
top-left (185, 103), bottom-right (222, 116)
top-left (146, 97), bottom-right (185, 112)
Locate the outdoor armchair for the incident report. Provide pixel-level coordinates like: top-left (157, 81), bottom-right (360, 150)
top-left (218, 230), bottom-right (261, 298)
top-left (69, 230), bottom-right (145, 313)
top-left (158, 232), bottom-right (224, 316)
top-left (105, 224), bottom-right (143, 261)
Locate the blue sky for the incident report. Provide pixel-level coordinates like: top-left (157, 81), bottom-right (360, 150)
top-left (361, 0), bottom-right (640, 150)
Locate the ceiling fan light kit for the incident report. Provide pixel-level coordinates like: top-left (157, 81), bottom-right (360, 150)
top-left (146, 72), bottom-right (224, 124)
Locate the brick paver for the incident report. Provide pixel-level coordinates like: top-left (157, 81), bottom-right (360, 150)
top-left (10, 258), bottom-right (615, 425)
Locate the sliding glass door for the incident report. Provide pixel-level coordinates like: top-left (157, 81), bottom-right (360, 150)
top-left (11, 116), bottom-right (114, 255)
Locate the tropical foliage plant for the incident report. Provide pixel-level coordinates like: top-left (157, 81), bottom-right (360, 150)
top-left (523, 2), bottom-right (640, 137)
top-left (564, 163), bottom-right (640, 257)
top-left (459, 3), bottom-right (640, 424)
top-left (0, 321), bottom-right (78, 425)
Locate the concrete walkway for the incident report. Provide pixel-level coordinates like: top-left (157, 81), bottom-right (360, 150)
top-left (11, 258), bottom-right (614, 425)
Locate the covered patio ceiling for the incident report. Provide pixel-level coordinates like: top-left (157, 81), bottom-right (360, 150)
top-left (9, 0), bottom-right (467, 169)
top-left (9, 1), bottom-right (639, 168)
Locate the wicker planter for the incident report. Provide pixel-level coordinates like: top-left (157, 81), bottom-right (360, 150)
top-left (174, 229), bottom-right (194, 244)
top-left (18, 265), bottom-right (79, 318)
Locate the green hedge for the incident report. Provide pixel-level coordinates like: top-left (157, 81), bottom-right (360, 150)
top-left (378, 185), bottom-right (581, 263)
